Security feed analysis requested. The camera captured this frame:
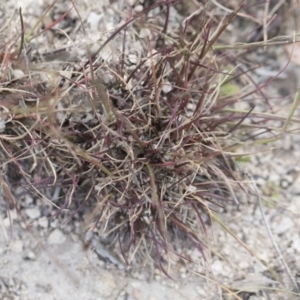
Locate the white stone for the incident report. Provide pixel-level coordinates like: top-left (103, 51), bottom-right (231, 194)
top-left (9, 240), bottom-right (23, 253)
top-left (25, 207), bottom-right (41, 220)
top-left (47, 229), bottom-right (66, 245)
top-left (25, 251), bottom-right (36, 260)
top-left (38, 218), bottom-right (49, 229)
top-left (292, 238), bottom-right (300, 253)
top-left (239, 260), bottom-right (250, 269)
top-left (87, 12), bottom-right (101, 32)
top-left (24, 194), bottom-right (34, 205)
top-left (12, 69), bottom-right (25, 78)
top-left (268, 173), bottom-right (280, 182)
top-left (196, 287), bottom-right (206, 296)
top-left (131, 281), bottom-right (141, 288)
top-left (134, 4), bottom-right (143, 12)
top-left (211, 260), bottom-right (224, 276)
top-left (3, 211), bottom-right (18, 227)
top-left (274, 217), bottom-right (293, 235)
top-left (128, 54), bottom-right (138, 64)
top-left (162, 82), bottom-right (173, 94)
top-left (180, 272), bottom-right (187, 279)
top-left (50, 219), bottom-right (59, 228)
top-left (93, 271), bottom-right (116, 297)
top-left (139, 28), bottom-right (151, 39)
top-left (291, 178), bottom-right (300, 194)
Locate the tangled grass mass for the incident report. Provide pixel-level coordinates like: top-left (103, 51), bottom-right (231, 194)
top-left (0, 0), bottom-right (298, 278)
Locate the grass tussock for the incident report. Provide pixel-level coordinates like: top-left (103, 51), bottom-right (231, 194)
top-left (0, 0), bottom-right (299, 276)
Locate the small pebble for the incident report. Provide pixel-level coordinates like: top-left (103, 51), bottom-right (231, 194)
top-left (24, 195), bottom-right (34, 205)
top-left (47, 229), bottom-right (66, 245)
top-left (239, 260), bottom-right (250, 270)
top-left (134, 4), bottom-right (143, 12)
top-left (93, 271), bottom-right (116, 297)
top-left (87, 12), bottom-right (101, 32)
top-left (25, 208), bottom-right (41, 220)
top-left (292, 238), bottom-right (300, 253)
top-left (274, 217), bottom-right (293, 236)
top-left (24, 251), bottom-right (36, 260)
top-left (10, 240), bottom-right (23, 253)
top-left (131, 281), bottom-right (141, 288)
top-left (37, 218), bottom-right (49, 229)
top-left (196, 287), bottom-right (206, 296)
top-left (128, 53), bottom-right (138, 64)
top-left (163, 82), bottom-right (173, 94)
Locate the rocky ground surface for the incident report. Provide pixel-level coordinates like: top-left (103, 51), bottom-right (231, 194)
top-left (0, 1), bottom-right (300, 299)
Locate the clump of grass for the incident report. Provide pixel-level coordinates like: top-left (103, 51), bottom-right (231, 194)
top-left (0, 0), bottom-right (299, 277)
